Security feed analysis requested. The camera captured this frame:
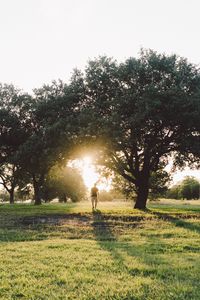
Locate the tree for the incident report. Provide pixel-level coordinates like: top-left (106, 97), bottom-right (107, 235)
top-left (166, 184), bottom-right (182, 199)
top-left (0, 83), bottom-right (55, 205)
top-left (17, 184), bottom-right (33, 202)
top-left (0, 80), bottom-right (84, 205)
top-left (0, 164), bottom-right (18, 204)
top-left (181, 177), bottom-right (200, 199)
top-left (0, 84), bottom-right (29, 165)
top-left (167, 176), bottom-right (200, 200)
top-left (78, 50), bottom-right (200, 209)
top-left (148, 168), bottom-right (171, 200)
top-left (111, 171), bottom-right (136, 200)
top-left (16, 79), bottom-right (84, 205)
top-left (111, 166), bottom-right (171, 201)
top-left (43, 165), bottom-right (86, 202)
top-left (0, 84), bottom-right (31, 203)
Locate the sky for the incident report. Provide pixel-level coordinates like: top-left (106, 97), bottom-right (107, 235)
top-left (0, 0), bottom-right (199, 182)
top-left (0, 0), bottom-right (200, 92)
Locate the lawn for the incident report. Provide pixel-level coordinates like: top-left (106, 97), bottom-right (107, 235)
top-left (0, 200), bottom-right (200, 300)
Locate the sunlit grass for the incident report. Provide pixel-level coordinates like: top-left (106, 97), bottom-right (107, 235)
top-left (0, 200), bottom-right (200, 299)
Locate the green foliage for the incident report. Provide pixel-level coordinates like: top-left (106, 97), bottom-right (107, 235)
top-left (0, 190), bottom-right (9, 202)
top-left (10, 80), bottom-right (84, 204)
top-left (0, 81), bottom-right (84, 203)
top-left (111, 172), bottom-right (136, 200)
top-left (0, 84), bottom-right (29, 165)
top-left (0, 163), bottom-right (24, 203)
top-left (43, 165), bottom-right (87, 202)
top-left (16, 183), bottom-right (33, 201)
top-left (167, 184), bottom-right (182, 200)
top-left (77, 49), bottom-right (200, 208)
top-left (168, 176), bottom-right (200, 200)
top-left (0, 85), bottom-right (33, 203)
top-left (97, 189), bottom-right (124, 201)
top-left (149, 168), bottom-right (171, 200)
top-left (181, 176), bottom-right (200, 199)
top-left (112, 167), bottom-right (171, 201)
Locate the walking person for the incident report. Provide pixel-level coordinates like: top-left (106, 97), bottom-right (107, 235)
top-left (91, 183), bottom-right (99, 211)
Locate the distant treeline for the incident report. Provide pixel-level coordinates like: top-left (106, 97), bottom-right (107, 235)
top-left (167, 176), bottom-right (200, 200)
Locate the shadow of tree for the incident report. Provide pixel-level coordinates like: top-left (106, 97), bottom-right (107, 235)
top-left (0, 208), bottom-right (91, 242)
top-left (91, 210), bottom-right (167, 279)
top-left (150, 211), bottom-right (200, 234)
top-left (92, 208), bottom-right (200, 289)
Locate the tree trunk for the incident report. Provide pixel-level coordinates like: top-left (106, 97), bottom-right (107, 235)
top-left (134, 176), bottom-right (149, 210)
top-left (32, 175), bottom-right (42, 205)
top-left (59, 193), bottom-right (67, 203)
top-left (9, 189), bottom-right (14, 204)
top-left (34, 185), bottom-right (41, 205)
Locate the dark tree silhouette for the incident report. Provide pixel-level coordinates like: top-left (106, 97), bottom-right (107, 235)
top-left (76, 50), bottom-right (200, 209)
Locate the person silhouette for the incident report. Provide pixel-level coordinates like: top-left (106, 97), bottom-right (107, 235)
top-left (90, 183), bottom-right (99, 210)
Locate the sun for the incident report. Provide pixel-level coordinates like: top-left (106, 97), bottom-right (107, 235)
top-left (81, 156), bottom-right (99, 189)
top-left (69, 156), bottom-right (111, 191)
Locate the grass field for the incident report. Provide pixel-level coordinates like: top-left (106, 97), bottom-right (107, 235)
top-left (0, 200), bottom-right (200, 300)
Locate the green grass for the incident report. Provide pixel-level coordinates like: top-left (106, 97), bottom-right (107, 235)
top-left (0, 200), bottom-right (200, 299)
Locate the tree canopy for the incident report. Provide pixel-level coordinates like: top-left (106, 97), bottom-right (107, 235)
top-left (76, 50), bottom-right (200, 208)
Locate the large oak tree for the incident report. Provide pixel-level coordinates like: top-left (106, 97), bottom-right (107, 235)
top-left (78, 50), bottom-right (200, 209)
top-left (19, 79), bottom-right (84, 205)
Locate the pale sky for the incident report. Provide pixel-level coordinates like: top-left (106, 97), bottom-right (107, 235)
top-left (0, 0), bottom-right (200, 91)
top-left (0, 0), bottom-right (199, 182)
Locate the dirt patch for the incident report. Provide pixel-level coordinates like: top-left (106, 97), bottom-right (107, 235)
top-left (19, 213), bottom-right (91, 226)
top-left (151, 212), bottom-right (200, 221)
top-left (17, 211), bottom-right (200, 227)
top-left (17, 213), bottom-right (147, 228)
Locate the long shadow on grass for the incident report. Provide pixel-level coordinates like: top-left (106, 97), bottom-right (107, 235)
top-left (92, 210), bottom-right (116, 241)
top-left (92, 209), bottom-right (200, 283)
top-left (92, 210), bottom-right (167, 278)
top-left (92, 210), bottom-right (133, 275)
top-left (0, 205), bottom-right (87, 242)
top-left (150, 211), bottom-right (200, 234)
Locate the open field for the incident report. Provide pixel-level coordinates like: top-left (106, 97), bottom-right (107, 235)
top-left (0, 200), bottom-right (200, 300)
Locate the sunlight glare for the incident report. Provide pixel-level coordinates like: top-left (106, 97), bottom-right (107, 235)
top-left (69, 156), bottom-right (111, 191)
top-left (82, 156), bottom-right (98, 189)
